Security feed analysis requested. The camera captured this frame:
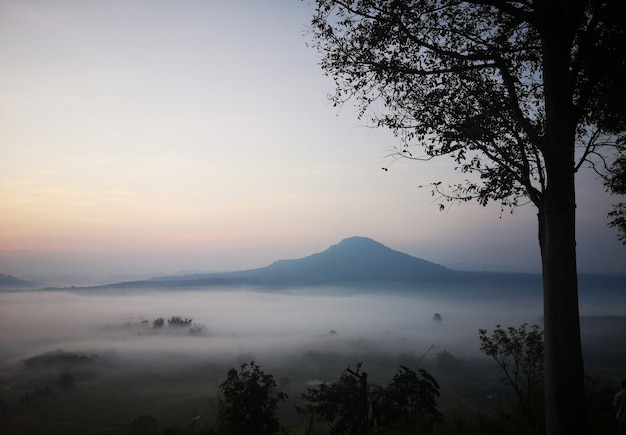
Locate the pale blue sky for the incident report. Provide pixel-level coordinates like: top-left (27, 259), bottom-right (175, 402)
top-left (1, 0), bottom-right (624, 280)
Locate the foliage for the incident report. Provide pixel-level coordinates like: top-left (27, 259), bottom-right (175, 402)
top-left (479, 324), bottom-right (544, 428)
top-left (309, 0), bottom-right (625, 210)
top-left (168, 315), bottom-right (193, 326)
top-left (604, 154), bottom-right (626, 243)
top-left (299, 367), bottom-right (370, 434)
top-left (298, 362), bottom-right (440, 434)
top-left (376, 365), bottom-right (442, 431)
top-left (217, 361), bottom-right (287, 435)
top-left (152, 317), bottom-right (164, 329)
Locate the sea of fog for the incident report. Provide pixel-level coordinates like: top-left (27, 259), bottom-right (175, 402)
top-left (0, 286), bottom-right (622, 371)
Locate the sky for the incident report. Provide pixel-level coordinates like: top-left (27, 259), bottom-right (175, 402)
top-left (1, 0), bottom-right (625, 282)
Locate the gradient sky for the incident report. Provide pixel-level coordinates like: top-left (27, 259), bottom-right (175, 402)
top-left (1, 0), bottom-right (625, 281)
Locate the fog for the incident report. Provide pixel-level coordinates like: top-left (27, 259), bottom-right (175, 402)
top-left (1, 285), bottom-right (624, 382)
top-left (0, 287), bottom-right (547, 369)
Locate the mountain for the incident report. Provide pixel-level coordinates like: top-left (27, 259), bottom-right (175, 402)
top-left (101, 237), bottom-right (457, 289)
top-left (221, 236), bottom-right (453, 285)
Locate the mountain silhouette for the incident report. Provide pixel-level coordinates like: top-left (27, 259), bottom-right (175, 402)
top-left (98, 236), bottom-right (470, 289)
top-left (236, 236), bottom-right (451, 284)
top-left (81, 236), bottom-right (623, 299)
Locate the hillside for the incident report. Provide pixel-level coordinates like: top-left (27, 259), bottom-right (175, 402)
top-left (0, 273), bottom-right (36, 288)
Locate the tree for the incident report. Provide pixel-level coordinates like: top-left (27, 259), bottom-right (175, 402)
top-left (152, 317), bottom-right (164, 329)
top-left (604, 154), bottom-right (626, 243)
top-left (308, 2), bottom-right (625, 434)
top-left (217, 361), bottom-right (287, 435)
top-left (376, 365), bottom-right (441, 432)
top-left (298, 363), bottom-right (440, 434)
top-left (479, 323), bottom-right (544, 429)
top-left (299, 367), bottom-right (370, 434)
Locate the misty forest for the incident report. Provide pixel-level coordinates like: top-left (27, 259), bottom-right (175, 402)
top-left (1, 237), bottom-right (625, 434)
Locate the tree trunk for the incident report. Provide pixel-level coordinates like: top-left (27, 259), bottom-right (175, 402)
top-left (539, 179), bottom-right (587, 435)
top-left (540, 5), bottom-right (588, 431)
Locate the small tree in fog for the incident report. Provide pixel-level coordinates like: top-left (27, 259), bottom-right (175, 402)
top-left (479, 323), bottom-right (544, 427)
top-left (168, 315), bottom-right (192, 326)
top-left (217, 361), bottom-right (287, 435)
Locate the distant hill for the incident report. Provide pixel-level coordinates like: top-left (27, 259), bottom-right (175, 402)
top-left (0, 273), bottom-right (36, 288)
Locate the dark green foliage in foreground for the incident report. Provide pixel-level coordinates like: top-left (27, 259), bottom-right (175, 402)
top-left (217, 361), bottom-right (287, 435)
top-left (479, 324), bottom-right (544, 431)
top-left (378, 366), bottom-right (442, 430)
top-left (299, 363), bottom-right (441, 434)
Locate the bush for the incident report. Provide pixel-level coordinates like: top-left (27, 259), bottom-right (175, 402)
top-left (217, 361), bottom-right (287, 435)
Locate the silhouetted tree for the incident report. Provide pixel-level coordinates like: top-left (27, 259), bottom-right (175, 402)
top-left (299, 362), bottom-right (440, 434)
top-left (217, 361), bottom-right (287, 435)
top-left (479, 323), bottom-right (544, 429)
top-left (309, 2), bottom-right (626, 434)
top-left (299, 367), bottom-right (369, 434)
top-left (168, 315), bottom-right (193, 326)
top-left (376, 365), bottom-right (442, 432)
top-left (152, 317), bottom-right (164, 329)
top-left (604, 154), bottom-right (626, 243)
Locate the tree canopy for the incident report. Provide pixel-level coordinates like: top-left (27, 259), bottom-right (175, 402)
top-left (310, 0), bottom-right (625, 209)
top-left (298, 363), bottom-right (441, 434)
top-left (217, 361), bottom-right (287, 435)
top-left (605, 154), bottom-right (626, 243)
